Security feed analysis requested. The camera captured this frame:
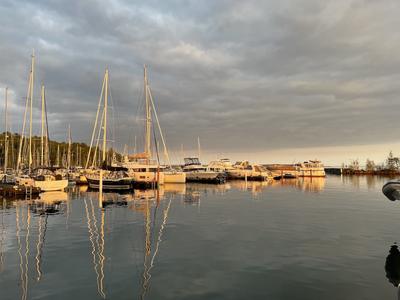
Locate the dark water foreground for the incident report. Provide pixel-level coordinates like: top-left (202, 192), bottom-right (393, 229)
top-left (0, 176), bottom-right (400, 300)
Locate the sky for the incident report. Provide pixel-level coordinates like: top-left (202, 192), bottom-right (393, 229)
top-left (1, 0), bottom-right (400, 166)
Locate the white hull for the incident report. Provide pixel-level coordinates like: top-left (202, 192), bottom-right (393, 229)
top-left (227, 169), bottom-right (272, 180)
top-left (298, 168), bottom-right (326, 177)
top-left (130, 171), bottom-right (165, 185)
top-left (34, 179), bottom-right (68, 192)
top-left (185, 171), bottom-right (225, 183)
top-left (164, 172), bottom-right (186, 183)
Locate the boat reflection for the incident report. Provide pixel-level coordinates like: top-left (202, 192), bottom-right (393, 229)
top-left (298, 177), bottom-right (325, 193)
top-left (30, 191), bottom-right (68, 215)
top-left (13, 197), bottom-right (58, 300)
top-left (229, 180), bottom-right (271, 196)
top-left (229, 177), bottom-right (326, 194)
top-left (385, 244), bottom-right (400, 299)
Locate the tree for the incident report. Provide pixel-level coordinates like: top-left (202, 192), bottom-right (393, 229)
top-left (349, 159), bottom-right (360, 171)
top-left (366, 159), bottom-right (375, 172)
top-left (386, 151), bottom-right (399, 171)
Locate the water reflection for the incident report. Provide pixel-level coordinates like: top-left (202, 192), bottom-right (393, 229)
top-left (7, 176), bottom-right (398, 300)
top-left (0, 199), bottom-right (6, 272)
top-left (229, 180), bottom-right (271, 196)
top-left (83, 195), bottom-right (106, 298)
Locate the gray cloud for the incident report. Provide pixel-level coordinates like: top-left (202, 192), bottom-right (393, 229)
top-left (1, 0), bottom-right (400, 161)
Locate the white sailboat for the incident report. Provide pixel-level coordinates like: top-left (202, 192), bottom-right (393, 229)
top-left (15, 51), bottom-right (67, 192)
top-left (85, 69), bottom-right (133, 191)
top-left (32, 83), bottom-right (68, 191)
top-left (122, 65), bottom-right (185, 186)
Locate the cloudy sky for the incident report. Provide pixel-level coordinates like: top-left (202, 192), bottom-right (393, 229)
top-left (1, 0), bottom-right (400, 165)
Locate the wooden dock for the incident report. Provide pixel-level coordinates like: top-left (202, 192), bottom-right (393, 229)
top-left (0, 184), bottom-right (41, 198)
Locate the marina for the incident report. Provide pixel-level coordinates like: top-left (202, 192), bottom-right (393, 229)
top-left (0, 1), bottom-right (399, 299)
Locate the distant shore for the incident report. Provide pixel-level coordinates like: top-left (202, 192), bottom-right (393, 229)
top-left (325, 168), bottom-right (400, 176)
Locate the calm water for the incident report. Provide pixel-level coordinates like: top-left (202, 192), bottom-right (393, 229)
top-left (0, 175), bottom-right (400, 300)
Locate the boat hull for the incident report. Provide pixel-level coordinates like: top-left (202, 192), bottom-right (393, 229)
top-left (227, 170), bottom-right (271, 181)
top-left (87, 178), bottom-right (133, 191)
top-left (382, 181), bottom-right (400, 201)
top-left (164, 172), bottom-right (186, 183)
top-left (298, 169), bottom-right (326, 177)
top-left (34, 179), bottom-right (69, 192)
top-left (185, 172), bottom-right (226, 184)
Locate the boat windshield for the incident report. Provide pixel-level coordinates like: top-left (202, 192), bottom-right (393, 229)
top-left (184, 158), bottom-right (201, 165)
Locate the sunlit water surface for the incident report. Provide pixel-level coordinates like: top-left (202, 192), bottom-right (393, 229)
top-left (0, 175), bottom-right (399, 300)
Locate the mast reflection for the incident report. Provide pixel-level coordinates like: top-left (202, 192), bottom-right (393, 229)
top-left (84, 195), bottom-right (106, 298)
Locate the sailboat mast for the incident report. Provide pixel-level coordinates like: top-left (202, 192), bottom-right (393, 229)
top-left (40, 84), bottom-right (45, 166)
top-left (56, 145), bottom-right (60, 167)
top-left (103, 69), bottom-right (108, 163)
top-left (67, 124), bottom-right (71, 170)
top-left (197, 137), bottom-right (201, 159)
top-left (144, 65), bottom-right (151, 160)
top-left (17, 51), bottom-right (34, 172)
top-left (29, 50), bottom-right (35, 173)
top-left (4, 87), bottom-right (8, 173)
top-left (76, 144), bottom-right (79, 167)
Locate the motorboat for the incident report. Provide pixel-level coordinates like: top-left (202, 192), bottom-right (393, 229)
top-left (183, 157), bottom-right (226, 183)
top-left (86, 170), bottom-right (133, 191)
top-left (227, 161), bottom-right (273, 181)
top-left (296, 160), bottom-right (326, 177)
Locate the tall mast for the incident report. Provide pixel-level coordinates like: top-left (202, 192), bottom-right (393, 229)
top-left (134, 135), bottom-right (137, 154)
top-left (147, 87), bottom-right (171, 166)
top-left (76, 144), bottom-right (79, 167)
top-left (103, 69), bottom-right (108, 164)
top-left (17, 51), bottom-right (34, 172)
top-left (29, 49), bottom-right (35, 173)
top-left (40, 84), bottom-right (45, 166)
top-left (85, 72), bottom-right (106, 169)
top-left (144, 65), bottom-right (151, 160)
top-left (99, 68), bottom-right (108, 209)
top-left (67, 124), bottom-right (71, 171)
top-left (197, 136), bottom-right (201, 160)
top-left (4, 87), bottom-right (8, 172)
top-left (56, 145), bottom-right (60, 167)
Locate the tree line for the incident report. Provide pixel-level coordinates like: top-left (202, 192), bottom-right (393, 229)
top-left (341, 151), bottom-right (400, 174)
top-left (0, 132), bottom-right (120, 170)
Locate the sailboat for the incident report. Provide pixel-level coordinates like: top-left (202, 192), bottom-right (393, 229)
top-left (85, 69), bottom-right (133, 191)
top-left (30, 82), bottom-right (68, 192)
top-left (1, 87), bottom-right (9, 182)
top-left (122, 65), bottom-right (185, 186)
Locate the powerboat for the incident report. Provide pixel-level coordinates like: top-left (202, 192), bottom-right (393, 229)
top-left (227, 161), bottom-right (273, 181)
top-left (183, 157), bottom-right (226, 183)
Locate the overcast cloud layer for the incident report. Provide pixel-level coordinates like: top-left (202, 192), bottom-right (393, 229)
top-left (1, 0), bottom-right (400, 164)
